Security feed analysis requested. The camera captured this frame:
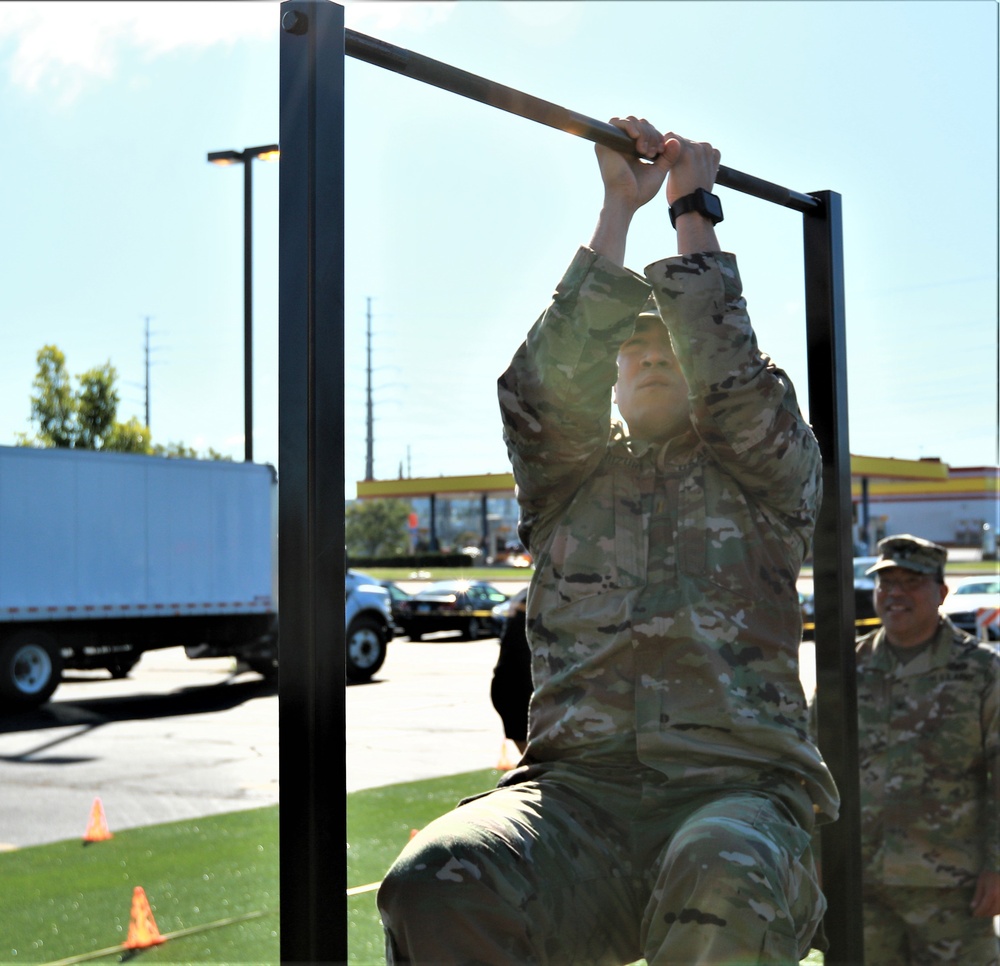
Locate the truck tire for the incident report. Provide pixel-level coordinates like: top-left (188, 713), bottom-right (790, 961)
top-left (346, 615), bottom-right (387, 683)
top-left (106, 656), bottom-right (139, 679)
top-left (0, 631), bottom-right (62, 708)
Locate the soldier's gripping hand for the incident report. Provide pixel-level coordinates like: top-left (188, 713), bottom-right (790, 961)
top-left (594, 115), bottom-right (670, 214)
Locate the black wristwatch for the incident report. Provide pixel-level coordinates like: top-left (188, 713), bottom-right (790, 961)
top-left (668, 188), bottom-right (724, 229)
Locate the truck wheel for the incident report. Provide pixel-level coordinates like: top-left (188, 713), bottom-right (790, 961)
top-left (106, 657), bottom-right (139, 679)
top-left (0, 631), bottom-right (62, 707)
top-left (346, 616), bottom-right (387, 683)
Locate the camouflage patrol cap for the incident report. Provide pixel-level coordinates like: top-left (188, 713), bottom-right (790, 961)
top-left (866, 534), bottom-right (947, 579)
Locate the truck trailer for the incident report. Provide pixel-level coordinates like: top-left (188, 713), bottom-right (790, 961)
top-left (0, 445), bottom-right (279, 708)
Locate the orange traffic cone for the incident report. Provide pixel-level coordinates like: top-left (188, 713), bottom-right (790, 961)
top-left (496, 739), bottom-right (521, 771)
top-left (124, 886), bottom-right (166, 949)
top-left (83, 797), bottom-right (113, 843)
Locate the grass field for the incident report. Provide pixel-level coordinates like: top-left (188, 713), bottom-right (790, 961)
top-left (0, 805), bottom-right (280, 964)
top-left (0, 770), bottom-right (495, 966)
top-left (0, 768), bottom-right (825, 965)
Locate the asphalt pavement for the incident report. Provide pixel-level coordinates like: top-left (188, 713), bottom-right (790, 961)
top-left (0, 632), bottom-right (508, 850)
top-left (0, 652), bottom-right (280, 850)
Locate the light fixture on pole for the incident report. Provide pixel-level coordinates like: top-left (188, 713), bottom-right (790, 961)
top-left (207, 143), bottom-right (280, 462)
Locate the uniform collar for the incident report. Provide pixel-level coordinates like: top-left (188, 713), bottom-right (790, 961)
top-left (868, 618), bottom-right (953, 676)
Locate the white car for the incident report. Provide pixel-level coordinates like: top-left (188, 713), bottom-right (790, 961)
top-left (942, 575), bottom-right (1000, 640)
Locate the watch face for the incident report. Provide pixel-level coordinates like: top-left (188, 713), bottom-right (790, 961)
top-left (701, 190), bottom-right (723, 219)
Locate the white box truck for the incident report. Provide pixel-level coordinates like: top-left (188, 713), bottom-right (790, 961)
top-left (0, 445), bottom-right (279, 708)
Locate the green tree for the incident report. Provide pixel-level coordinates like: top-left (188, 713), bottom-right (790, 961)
top-left (152, 440), bottom-right (199, 459)
top-left (20, 344), bottom-right (232, 460)
top-left (75, 362), bottom-right (121, 449)
top-left (20, 345), bottom-right (152, 453)
top-left (345, 498), bottom-right (412, 558)
top-left (29, 346), bottom-right (75, 447)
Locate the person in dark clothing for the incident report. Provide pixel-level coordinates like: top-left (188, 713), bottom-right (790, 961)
top-left (490, 587), bottom-right (531, 753)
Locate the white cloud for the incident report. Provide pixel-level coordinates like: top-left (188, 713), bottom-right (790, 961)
top-left (0, 1), bottom-right (458, 105)
top-left (0, 1), bottom-right (276, 103)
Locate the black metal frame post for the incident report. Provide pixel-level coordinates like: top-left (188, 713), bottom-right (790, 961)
top-left (278, 2), bottom-right (346, 963)
top-left (276, 4), bottom-right (860, 961)
top-left (804, 191), bottom-right (864, 965)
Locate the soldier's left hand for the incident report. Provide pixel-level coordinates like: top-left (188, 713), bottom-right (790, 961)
top-left (971, 869), bottom-right (1000, 918)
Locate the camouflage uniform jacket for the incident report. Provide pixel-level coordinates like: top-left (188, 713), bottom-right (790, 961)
top-left (498, 246), bottom-right (840, 824)
top-left (856, 616), bottom-right (1000, 886)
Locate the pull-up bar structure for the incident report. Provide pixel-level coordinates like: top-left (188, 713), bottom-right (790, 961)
top-left (277, 3), bottom-right (862, 963)
top-left (343, 27), bottom-right (821, 215)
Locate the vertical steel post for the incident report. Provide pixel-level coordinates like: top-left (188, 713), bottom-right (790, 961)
top-left (278, 2), bottom-right (346, 963)
top-left (803, 191), bottom-right (865, 965)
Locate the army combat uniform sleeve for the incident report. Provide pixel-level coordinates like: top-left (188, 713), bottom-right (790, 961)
top-left (643, 252), bottom-right (821, 556)
top-left (498, 246), bottom-right (652, 551)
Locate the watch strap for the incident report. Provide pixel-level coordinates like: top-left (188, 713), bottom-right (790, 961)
top-left (668, 188), bottom-right (724, 229)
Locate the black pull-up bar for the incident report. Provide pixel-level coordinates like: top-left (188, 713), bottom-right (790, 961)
top-left (344, 28), bottom-right (820, 213)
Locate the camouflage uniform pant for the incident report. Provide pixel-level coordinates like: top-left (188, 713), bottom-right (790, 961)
top-left (377, 769), bottom-right (824, 965)
top-left (863, 882), bottom-right (1000, 965)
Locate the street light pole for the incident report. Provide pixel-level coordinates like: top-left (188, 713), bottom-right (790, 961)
top-left (207, 143), bottom-right (280, 463)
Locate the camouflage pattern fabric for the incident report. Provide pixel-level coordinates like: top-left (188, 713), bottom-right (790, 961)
top-left (856, 616), bottom-right (1000, 963)
top-left (379, 247), bottom-right (838, 963)
top-left (497, 247), bottom-right (838, 822)
top-left (857, 616), bottom-right (1000, 887)
top-left (862, 880), bottom-right (999, 965)
top-left (378, 764), bottom-right (825, 964)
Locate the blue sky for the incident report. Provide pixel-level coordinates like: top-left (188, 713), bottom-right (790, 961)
top-left (0, 1), bottom-right (996, 502)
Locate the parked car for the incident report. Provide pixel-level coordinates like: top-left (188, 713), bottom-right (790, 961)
top-left (378, 579), bottom-right (412, 635)
top-left (397, 580), bottom-right (508, 641)
top-left (798, 556), bottom-right (879, 639)
top-left (852, 556), bottom-right (879, 623)
top-left (942, 575), bottom-right (1000, 640)
top-left (345, 569), bottom-right (394, 681)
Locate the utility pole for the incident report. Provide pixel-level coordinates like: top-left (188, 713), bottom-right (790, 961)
top-left (144, 316), bottom-right (152, 429)
top-left (365, 297), bottom-right (374, 480)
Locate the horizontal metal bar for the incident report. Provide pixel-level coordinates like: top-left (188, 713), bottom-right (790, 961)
top-left (345, 28), bottom-right (819, 213)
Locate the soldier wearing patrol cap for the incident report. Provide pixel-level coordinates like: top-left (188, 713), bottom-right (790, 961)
top-left (857, 534), bottom-right (1000, 964)
top-left (380, 115), bottom-right (837, 965)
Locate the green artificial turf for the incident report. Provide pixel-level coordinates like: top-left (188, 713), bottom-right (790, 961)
top-left (0, 770), bottom-right (497, 966)
top-left (0, 770), bottom-right (826, 965)
top-left (347, 769), bottom-right (500, 965)
top-left (0, 806), bottom-right (279, 964)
